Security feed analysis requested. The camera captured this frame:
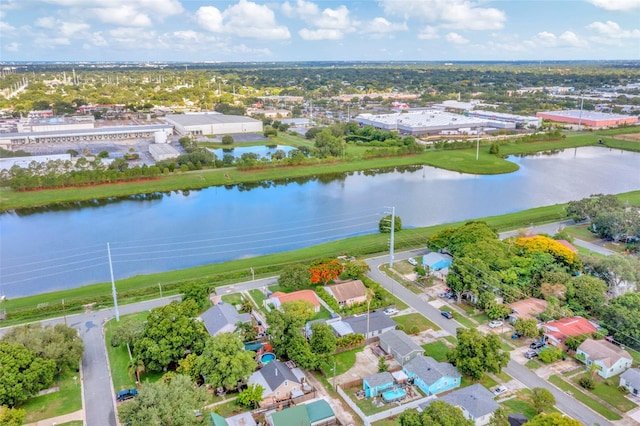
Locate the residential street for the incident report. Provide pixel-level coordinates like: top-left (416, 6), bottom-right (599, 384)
top-left (364, 252), bottom-right (613, 426)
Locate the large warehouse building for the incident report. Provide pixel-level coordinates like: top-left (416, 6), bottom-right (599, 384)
top-left (0, 124), bottom-right (174, 148)
top-left (355, 110), bottom-right (515, 136)
top-left (163, 112), bottom-right (263, 136)
top-left (536, 110), bottom-right (638, 127)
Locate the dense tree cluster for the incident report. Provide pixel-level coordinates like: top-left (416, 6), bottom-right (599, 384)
top-left (0, 159), bottom-right (161, 191)
top-left (398, 400), bottom-right (474, 426)
top-left (0, 324), bottom-right (84, 407)
top-left (447, 328), bottom-right (510, 380)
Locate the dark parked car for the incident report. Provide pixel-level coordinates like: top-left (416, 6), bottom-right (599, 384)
top-left (116, 389), bottom-right (138, 402)
top-left (441, 311), bottom-right (453, 319)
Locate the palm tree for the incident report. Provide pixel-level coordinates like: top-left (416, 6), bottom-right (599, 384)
top-left (127, 357), bottom-right (146, 385)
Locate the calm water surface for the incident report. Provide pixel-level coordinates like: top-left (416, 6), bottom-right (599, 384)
top-left (1, 146), bottom-right (638, 297)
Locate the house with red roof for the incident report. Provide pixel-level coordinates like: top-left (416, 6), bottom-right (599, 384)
top-left (542, 316), bottom-right (598, 350)
top-left (266, 290), bottom-right (321, 313)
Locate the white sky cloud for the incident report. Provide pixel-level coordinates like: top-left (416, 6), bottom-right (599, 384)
top-left (418, 26), bottom-right (439, 40)
top-left (586, 0), bottom-right (640, 11)
top-left (283, 0), bottom-right (356, 40)
top-left (380, 0), bottom-right (506, 31)
top-left (195, 0), bottom-right (290, 40)
top-left (528, 30), bottom-right (588, 48)
top-left (587, 21), bottom-right (640, 38)
top-left (360, 17), bottom-right (407, 35)
top-left (446, 32), bottom-right (469, 44)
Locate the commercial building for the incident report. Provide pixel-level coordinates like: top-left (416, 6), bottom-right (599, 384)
top-left (355, 110), bottom-right (514, 136)
top-left (18, 115), bottom-right (95, 133)
top-left (0, 124), bottom-right (174, 148)
top-left (148, 144), bottom-right (180, 161)
top-left (536, 110), bottom-right (638, 127)
top-left (468, 110), bottom-right (541, 128)
top-left (163, 112), bottom-right (263, 136)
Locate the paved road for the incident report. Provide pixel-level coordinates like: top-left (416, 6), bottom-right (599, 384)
top-left (0, 278), bottom-right (278, 426)
top-left (365, 253), bottom-right (612, 426)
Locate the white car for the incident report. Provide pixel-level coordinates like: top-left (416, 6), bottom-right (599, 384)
top-left (384, 308), bottom-right (399, 316)
top-left (407, 258), bottom-right (418, 266)
top-left (488, 320), bottom-right (504, 328)
top-left (494, 386), bottom-right (507, 395)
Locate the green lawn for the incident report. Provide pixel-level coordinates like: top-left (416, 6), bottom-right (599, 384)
top-left (438, 306), bottom-right (475, 329)
top-left (548, 375), bottom-right (621, 420)
top-left (58, 422), bottom-right (84, 426)
top-left (104, 312), bottom-right (162, 392)
top-left (501, 389), bottom-right (537, 419)
top-left (320, 346), bottom-right (365, 377)
top-left (525, 359), bottom-right (543, 370)
top-left (571, 373), bottom-right (637, 412)
top-left (460, 374), bottom-right (498, 390)
top-left (21, 370), bottom-right (82, 423)
top-left (422, 341), bottom-right (451, 362)
top-left (494, 371), bottom-right (513, 383)
top-left (211, 400), bottom-right (248, 418)
top-left (311, 306), bottom-right (332, 320)
top-left (248, 289), bottom-right (267, 308)
top-left (394, 313), bottom-right (440, 333)
top-left (221, 293), bottom-right (244, 305)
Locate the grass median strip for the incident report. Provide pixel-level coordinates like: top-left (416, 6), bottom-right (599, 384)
top-left (548, 374), bottom-right (621, 421)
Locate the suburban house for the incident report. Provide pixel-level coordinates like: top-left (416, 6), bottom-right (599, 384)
top-left (420, 384), bottom-right (500, 426)
top-left (620, 368), bottom-right (640, 397)
top-left (325, 280), bottom-right (367, 307)
top-left (363, 372), bottom-right (395, 398)
top-left (200, 302), bottom-right (251, 336)
top-left (329, 310), bottom-right (397, 340)
top-left (507, 298), bottom-right (548, 324)
top-left (266, 290), bottom-right (321, 313)
top-left (422, 252), bottom-right (453, 271)
top-left (265, 399), bottom-right (337, 426)
top-left (542, 316), bottom-right (598, 350)
top-left (247, 360), bottom-right (305, 407)
top-left (575, 339), bottom-right (632, 379)
top-left (379, 329), bottom-right (424, 366)
top-left (209, 412), bottom-right (255, 426)
top-left (402, 355), bottom-right (461, 396)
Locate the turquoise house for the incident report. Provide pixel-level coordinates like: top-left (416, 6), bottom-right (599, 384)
top-left (363, 372), bottom-right (395, 398)
top-left (402, 355), bottom-right (461, 396)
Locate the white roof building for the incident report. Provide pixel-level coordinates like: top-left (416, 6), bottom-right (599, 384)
top-left (164, 112), bottom-right (263, 136)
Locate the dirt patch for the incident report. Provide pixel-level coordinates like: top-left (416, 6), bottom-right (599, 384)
top-left (613, 133), bottom-right (640, 142)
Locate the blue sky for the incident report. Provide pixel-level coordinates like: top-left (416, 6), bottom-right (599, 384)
top-left (1, 0), bottom-right (639, 62)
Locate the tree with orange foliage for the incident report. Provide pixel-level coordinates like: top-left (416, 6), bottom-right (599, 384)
top-left (309, 260), bottom-right (343, 285)
top-left (515, 235), bottom-right (581, 272)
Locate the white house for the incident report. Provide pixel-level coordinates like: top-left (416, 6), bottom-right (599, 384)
top-left (619, 368), bottom-right (640, 397)
top-left (576, 339), bottom-right (632, 379)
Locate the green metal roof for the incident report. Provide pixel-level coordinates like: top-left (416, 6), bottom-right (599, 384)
top-left (270, 405), bottom-right (310, 426)
top-left (209, 412), bottom-right (228, 426)
top-left (305, 400), bottom-right (335, 423)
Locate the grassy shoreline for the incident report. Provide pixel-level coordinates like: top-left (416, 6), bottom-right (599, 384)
top-left (2, 189), bottom-right (639, 326)
top-left (5, 132), bottom-right (635, 212)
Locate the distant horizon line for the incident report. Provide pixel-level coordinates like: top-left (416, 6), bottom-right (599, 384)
top-left (1, 59), bottom-right (638, 65)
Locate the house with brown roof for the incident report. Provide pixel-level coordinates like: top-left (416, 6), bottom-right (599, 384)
top-left (542, 317), bottom-right (598, 350)
top-left (508, 298), bottom-right (548, 324)
top-left (576, 339), bottom-right (632, 379)
top-left (266, 290), bottom-right (321, 313)
top-left (325, 280), bottom-right (367, 307)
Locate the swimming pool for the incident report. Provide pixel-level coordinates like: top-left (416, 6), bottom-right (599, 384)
top-left (382, 388), bottom-right (406, 403)
top-left (260, 352), bottom-right (275, 364)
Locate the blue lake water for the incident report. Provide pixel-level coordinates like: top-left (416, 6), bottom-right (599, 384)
top-left (0, 146), bottom-right (639, 297)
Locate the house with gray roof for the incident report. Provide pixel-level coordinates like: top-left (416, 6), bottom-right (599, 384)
top-left (403, 355), bottom-right (461, 396)
top-left (247, 360), bottom-right (303, 407)
top-left (439, 384), bottom-right (500, 426)
top-left (576, 338), bottom-right (632, 379)
top-left (332, 310), bottom-right (396, 340)
top-left (620, 368), bottom-right (640, 397)
top-left (363, 372), bottom-right (395, 398)
top-left (200, 303), bottom-right (251, 337)
top-left (379, 329), bottom-right (424, 366)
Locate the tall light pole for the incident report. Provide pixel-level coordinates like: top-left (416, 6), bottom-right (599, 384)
top-left (107, 243), bottom-right (120, 322)
top-left (384, 206), bottom-right (396, 268)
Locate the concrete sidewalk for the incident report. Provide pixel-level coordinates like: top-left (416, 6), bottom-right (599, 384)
top-left (24, 409), bottom-right (84, 426)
